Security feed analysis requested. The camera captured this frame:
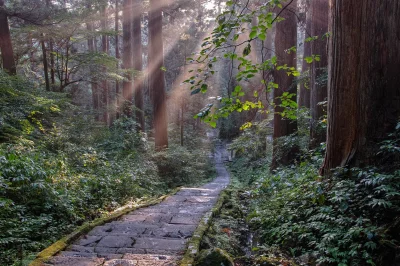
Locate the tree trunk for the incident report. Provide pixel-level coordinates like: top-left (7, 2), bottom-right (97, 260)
top-left (122, 0), bottom-right (133, 117)
top-left (86, 19), bottom-right (99, 118)
top-left (49, 39), bottom-right (55, 86)
top-left (0, 0), bottom-right (16, 75)
top-left (101, 5), bottom-right (109, 125)
top-left (271, 0), bottom-right (298, 169)
top-left (149, 0), bottom-right (168, 150)
top-left (46, 0), bottom-right (54, 87)
top-left (28, 34), bottom-right (35, 72)
top-left (309, 0), bottom-right (328, 149)
top-left (40, 34), bottom-right (50, 91)
top-left (298, 4), bottom-right (311, 108)
top-left (132, 0), bottom-right (145, 131)
top-left (320, 0), bottom-right (400, 175)
top-left (115, 0), bottom-right (120, 120)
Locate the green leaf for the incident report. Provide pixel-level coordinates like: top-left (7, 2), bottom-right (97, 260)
top-left (249, 31), bottom-right (257, 39)
top-left (243, 43), bottom-right (251, 56)
top-left (191, 88), bottom-right (201, 95)
top-left (258, 33), bottom-right (266, 41)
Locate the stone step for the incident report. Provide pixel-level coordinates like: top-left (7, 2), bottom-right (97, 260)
top-left (44, 256), bottom-right (105, 266)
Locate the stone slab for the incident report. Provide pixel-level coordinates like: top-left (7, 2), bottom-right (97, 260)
top-left (76, 235), bottom-right (103, 247)
top-left (59, 251), bottom-right (97, 258)
top-left (66, 245), bottom-right (95, 253)
top-left (169, 214), bottom-right (202, 225)
top-left (133, 237), bottom-right (186, 250)
top-left (45, 257), bottom-right (104, 266)
top-left (103, 259), bottom-right (136, 266)
top-left (96, 236), bottom-right (135, 248)
top-left (87, 225), bottom-right (114, 236)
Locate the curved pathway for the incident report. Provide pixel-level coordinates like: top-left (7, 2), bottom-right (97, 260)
top-left (45, 144), bottom-right (230, 266)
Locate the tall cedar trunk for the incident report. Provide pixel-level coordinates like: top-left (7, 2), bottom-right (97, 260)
top-left (115, 0), bottom-right (120, 120)
top-left (86, 19), bottom-right (99, 117)
top-left (298, 4), bottom-right (311, 108)
top-left (122, 0), bottom-right (133, 117)
top-left (271, 0), bottom-right (298, 169)
top-left (309, 0), bottom-right (328, 149)
top-left (28, 34), bottom-right (35, 71)
top-left (40, 34), bottom-right (50, 91)
top-left (263, 26), bottom-right (274, 111)
top-left (320, 0), bottom-right (400, 175)
top-left (49, 39), bottom-right (55, 86)
top-left (0, 0), bottom-right (16, 75)
top-left (101, 5), bottom-right (109, 125)
top-left (132, 0), bottom-right (145, 131)
top-left (46, 0), bottom-right (54, 87)
top-left (149, 0), bottom-right (168, 150)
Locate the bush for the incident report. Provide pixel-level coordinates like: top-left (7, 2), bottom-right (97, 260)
top-left (152, 144), bottom-right (215, 188)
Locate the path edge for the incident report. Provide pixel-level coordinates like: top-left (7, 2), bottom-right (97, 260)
top-left (29, 187), bottom-right (181, 266)
top-left (179, 189), bottom-right (230, 266)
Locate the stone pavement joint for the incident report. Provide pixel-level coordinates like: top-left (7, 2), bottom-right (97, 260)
top-left (47, 144), bottom-right (230, 266)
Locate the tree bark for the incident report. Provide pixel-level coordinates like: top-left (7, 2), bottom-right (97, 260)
top-left (40, 34), bottom-right (50, 91)
top-left (149, 0), bottom-right (168, 150)
top-left (271, 0), bottom-right (298, 169)
top-left (86, 18), bottom-right (99, 118)
top-left (0, 0), bottom-right (16, 75)
top-left (46, 0), bottom-right (54, 87)
top-left (320, 0), bottom-right (400, 175)
top-left (101, 5), bottom-right (109, 125)
top-left (115, 0), bottom-right (120, 120)
top-left (122, 0), bottom-right (133, 117)
top-left (132, 0), bottom-right (145, 131)
top-left (298, 4), bottom-right (311, 108)
top-left (309, 0), bottom-right (328, 149)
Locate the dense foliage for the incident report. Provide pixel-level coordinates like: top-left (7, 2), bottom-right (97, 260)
top-left (0, 72), bottom-right (213, 265)
top-left (228, 121), bottom-right (400, 266)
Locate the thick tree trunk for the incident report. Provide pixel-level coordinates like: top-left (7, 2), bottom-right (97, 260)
top-left (321, 0), bottom-right (400, 175)
top-left (309, 0), bottom-right (328, 149)
top-left (115, 0), bottom-right (120, 120)
top-left (298, 6), bottom-right (311, 108)
top-left (271, 0), bottom-right (298, 169)
top-left (149, 0), bottom-right (168, 150)
top-left (40, 34), bottom-right (50, 91)
top-left (132, 0), bottom-right (145, 131)
top-left (101, 5), bottom-right (109, 125)
top-left (0, 0), bottom-right (16, 75)
top-left (122, 0), bottom-right (133, 117)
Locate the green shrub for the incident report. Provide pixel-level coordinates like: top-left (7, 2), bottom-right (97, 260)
top-left (152, 144), bottom-right (215, 188)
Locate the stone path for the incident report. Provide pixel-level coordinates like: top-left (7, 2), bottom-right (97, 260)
top-left (45, 144), bottom-right (230, 266)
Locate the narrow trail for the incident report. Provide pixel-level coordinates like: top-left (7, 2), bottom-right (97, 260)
top-left (45, 143), bottom-right (230, 266)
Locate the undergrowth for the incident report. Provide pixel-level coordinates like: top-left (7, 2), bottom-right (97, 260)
top-left (0, 72), bottom-right (213, 265)
top-left (227, 118), bottom-right (400, 266)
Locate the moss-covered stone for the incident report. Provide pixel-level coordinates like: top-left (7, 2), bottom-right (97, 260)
top-left (194, 248), bottom-right (234, 266)
top-left (254, 255), bottom-right (298, 266)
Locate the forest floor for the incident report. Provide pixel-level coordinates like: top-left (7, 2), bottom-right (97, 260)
top-left (43, 144), bottom-right (230, 266)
